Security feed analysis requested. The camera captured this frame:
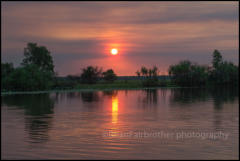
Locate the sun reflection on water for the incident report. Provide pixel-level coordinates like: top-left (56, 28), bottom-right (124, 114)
top-left (112, 96), bottom-right (118, 124)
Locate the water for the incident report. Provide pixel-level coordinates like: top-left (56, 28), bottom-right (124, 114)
top-left (1, 87), bottom-right (239, 159)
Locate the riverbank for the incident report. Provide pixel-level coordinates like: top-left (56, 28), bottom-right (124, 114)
top-left (1, 87), bottom-right (182, 95)
top-left (1, 80), bottom-right (179, 95)
top-left (2, 80), bottom-right (237, 96)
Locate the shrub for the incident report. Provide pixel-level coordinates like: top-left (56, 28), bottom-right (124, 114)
top-left (102, 69), bottom-right (117, 83)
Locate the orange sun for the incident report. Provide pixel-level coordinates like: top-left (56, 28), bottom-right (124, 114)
top-left (111, 48), bottom-right (118, 55)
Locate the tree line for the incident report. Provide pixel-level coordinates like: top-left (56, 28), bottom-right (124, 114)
top-left (1, 43), bottom-right (239, 91)
top-left (1, 43), bottom-right (118, 91)
top-left (169, 50), bottom-right (238, 87)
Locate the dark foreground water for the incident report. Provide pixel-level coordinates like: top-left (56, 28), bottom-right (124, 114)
top-left (1, 87), bottom-right (239, 159)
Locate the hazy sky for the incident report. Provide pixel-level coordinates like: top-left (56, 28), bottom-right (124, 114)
top-left (1, 1), bottom-right (239, 76)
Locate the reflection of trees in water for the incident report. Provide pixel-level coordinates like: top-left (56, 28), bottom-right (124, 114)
top-left (138, 88), bottom-right (167, 106)
top-left (145, 89), bottom-right (158, 105)
top-left (25, 116), bottom-right (52, 143)
top-left (124, 90), bottom-right (128, 97)
top-left (53, 91), bottom-right (103, 103)
top-left (53, 91), bottom-right (101, 103)
top-left (2, 94), bottom-right (54, 116)
top-left (81, 92), bottom-right (100, 102)
top-left (102, 90), bottom-right (118, 98)
top-left (209, 86), bottom-right (238, 110)
top-left (2, 94), bottom-right (54, 144)
top-left (169, 86), bottom-right (238, 109)
top-left (138, 89), bottom-right (158, 108)
top-left (53, 92), bottom-right (64, 103)
top-left (170, 88), bottom-right (210, 105)
top-left (160, 88), bottom-right (167, 103)
top-left (53, 92), bottom-right (82, 103)
top-left (137, 89), bottom-right (159, 121)
top-left (209, 86), bottom-right (238, 130)
top-left (53, 91), bottom-right (119, 104)
top-left (66, 92), bottom-right (81, 99)
top-left (169, 86), bottom-right (238, 130)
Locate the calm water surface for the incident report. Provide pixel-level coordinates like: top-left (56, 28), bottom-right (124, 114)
top-left (1, 87), bottom-right (239, 159)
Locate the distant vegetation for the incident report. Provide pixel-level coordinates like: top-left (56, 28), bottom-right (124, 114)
top-left (1, 42), bottom-right (239, 92)
top-left (80, 66), bottom-right (103, 84)
top-left (169, 49), bottom-right (238, 87)
top-left (136, 66), bottom-right (159, 87)
top-left (169, 60), bottom-right (208, 87)
top-left (209, 50), bottom-right (239, 85)
top-left (102, 69), bottom-right (117, 83)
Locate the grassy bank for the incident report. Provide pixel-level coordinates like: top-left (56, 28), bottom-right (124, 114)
top-left (58, 79), bottom-right (178, 90)
top-left (1, 80), bottom-right (179, 95)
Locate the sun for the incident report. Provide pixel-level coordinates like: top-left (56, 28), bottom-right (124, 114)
top-left (111, 48), bottom-right (118, 55)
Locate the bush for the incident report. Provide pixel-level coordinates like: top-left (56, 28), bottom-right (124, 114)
top-left (209, 61), bottom-right (239, 85)
top-left (80, 66), bottom-right (102, 84)
top-left (102, 69), bottom-right (117, 83)
top-left (169, 60), bottom-right (208, 87)
top-left (6, 64), bottom-right (53, 91)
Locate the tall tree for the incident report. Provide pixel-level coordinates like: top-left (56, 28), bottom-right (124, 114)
top-left (21, 42), bottom-right (54, 73)
top-left (212, 49), bottom-right (223, 69)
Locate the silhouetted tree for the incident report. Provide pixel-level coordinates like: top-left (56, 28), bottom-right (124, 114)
top-left (80, 66), bottom-right (102, 84)
top-left (209, 50), bottom-right (238, 85)
top-left (140, 66), bottom-right (148, 77)
top-left (21, 42), bottom-right (54, 74)
top-left (1, 43), bottom-right (56, 91)
top-left (212, 49), bottom-right (223, 69)
top-left (102, 69), bottom-right (117, 83)
top-left (136, 71), bottom-right (141, 77)
top-left (1, 62), bottom-right (14, 78)
top-left (1, 62), bottom-right (15, 90)
top-left (190, 64), bottom-right (208, 86)
top-left (6, 64), bottom-right (53, 91)
top-left (136, 66), bottom-right (159, 87)
top-left (169, 60), bottom-right (208, 86)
